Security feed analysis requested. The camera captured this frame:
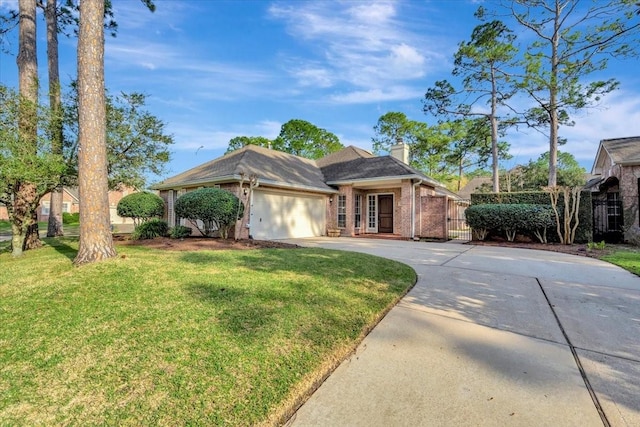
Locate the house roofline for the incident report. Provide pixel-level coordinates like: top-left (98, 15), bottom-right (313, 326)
top-left (151, 174), bottom-right (337, 195)
top-left (326, 174), bottom-right (439, 187)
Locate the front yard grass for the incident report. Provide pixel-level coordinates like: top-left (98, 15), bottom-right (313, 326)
top-left (0, 238), bottom-right (415, 426)
top-left (599, 247), bottom-right (640, 276)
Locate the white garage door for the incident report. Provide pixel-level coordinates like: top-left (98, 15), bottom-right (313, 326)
top-left (250, 190), bottom-right (326, 240)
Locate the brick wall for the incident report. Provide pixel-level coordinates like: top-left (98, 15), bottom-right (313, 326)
top-left (419, 195), bottom-right (447, 239)
top-left (620, 165), bottom-right (640, 243)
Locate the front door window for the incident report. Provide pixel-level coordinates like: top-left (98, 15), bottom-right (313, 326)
top-left (378, 195), bottom-right (393, 233)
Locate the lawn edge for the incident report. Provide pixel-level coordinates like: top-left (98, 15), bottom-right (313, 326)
top-left (270, 267), bottom-right (419, 427)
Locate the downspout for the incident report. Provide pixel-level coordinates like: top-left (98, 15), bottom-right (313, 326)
top-left (247, 180), bottom-right (260, 239)
top-left (412, 179), bottom-right (422, 239)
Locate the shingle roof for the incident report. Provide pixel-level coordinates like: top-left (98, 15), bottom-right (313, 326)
top-left (315, 145), bottom-right (374, 168)
top-left (601, 136), bottom-right (640, 165)
top-left (319, 152), bottom-right (441, 187)
top-left (154, 144), bottom-right (445, 193)
top-left (154, 145), bottom-right (334, 192)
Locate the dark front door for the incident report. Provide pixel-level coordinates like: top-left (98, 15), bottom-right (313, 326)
top-left (378, 195), bottom-right (393, 233)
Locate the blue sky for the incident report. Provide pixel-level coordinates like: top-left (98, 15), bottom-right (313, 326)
top-left (1, 0), bottom-right (639, 186)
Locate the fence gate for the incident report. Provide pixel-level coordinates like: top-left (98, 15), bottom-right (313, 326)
top-left (448, 199), bottom-right (471, 241)
top-left (592, 197), bottom-right (623, 243)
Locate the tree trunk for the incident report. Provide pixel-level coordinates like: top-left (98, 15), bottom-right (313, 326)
top-left (45, 0), bottom-right (65, 237)
top-left (13, 0), bottom-right (40, 256)
top-left (490, 68), bottom-right (500, 193)
top-left (9, 182), bottom-right (39, 256)
top-left (547, 0), bottom-right (561, 188)
top-left (74, 0), bottom-right (117, 265)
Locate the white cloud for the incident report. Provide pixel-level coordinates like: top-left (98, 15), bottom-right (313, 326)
top-left (329, 86), bottom-right (419, 104)
top-left (268, 0), bottom-right (443, 103)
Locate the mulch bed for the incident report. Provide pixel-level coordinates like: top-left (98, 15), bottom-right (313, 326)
top-left (112, 234), bottom-right (636, 259)
top-left (113, 235), bottom-right (299, 251)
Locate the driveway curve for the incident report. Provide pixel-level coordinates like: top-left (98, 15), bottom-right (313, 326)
top-left (283, 238), bottom-right (640, 427)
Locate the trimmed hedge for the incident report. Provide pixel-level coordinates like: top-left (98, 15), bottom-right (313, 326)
top-left (469, 191), bottom-right (592, 243)
top-left (174, 188), bottom-right (244, 239)
top-left (117, 192), bottom-right (165, 226)
top-left (62, 212), bottom-right (80, 225)
top-left (465, 204), bottom-right (555, 242)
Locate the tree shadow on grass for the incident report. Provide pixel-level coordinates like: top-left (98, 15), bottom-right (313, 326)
top-left (44, 237), bottom-right (78, 262)
top-left (181, 248), bottom-right (412, 345)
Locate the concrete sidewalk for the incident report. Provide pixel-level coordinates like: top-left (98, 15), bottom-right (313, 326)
top-left (283, 238), bottom-right (640, 427)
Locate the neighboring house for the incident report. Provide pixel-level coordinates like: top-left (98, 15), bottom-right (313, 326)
top-left (457, 176), bottom-right (492, 199)
top-left (0, 186), bottom-right (136, 225)
top-left (588, 136), bottom-right (640, 243)
top-left (152, 143), bottom-right (459, 240)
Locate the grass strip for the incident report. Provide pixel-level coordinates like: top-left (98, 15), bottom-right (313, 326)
top-left (599, 249), bottom-right (640, 276)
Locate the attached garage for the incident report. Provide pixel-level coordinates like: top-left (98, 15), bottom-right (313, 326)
top-left (250, 189), bottom-right (326, 240)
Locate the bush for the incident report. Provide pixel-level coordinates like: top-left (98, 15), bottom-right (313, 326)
top-left (174, 188), bottom-right (244, 239)
top-left (131, 219), bottom-right (169, 240)
top-left (62, 212), bottom-right (80, 225)
top-left (465, 204), bottom-right (555, 242)
top-left (117, 192), bottom-right (165, 226)
top-left (170, 225), bottom-right (192, 239)
top-left (470, 190), bottom-right (592, 243)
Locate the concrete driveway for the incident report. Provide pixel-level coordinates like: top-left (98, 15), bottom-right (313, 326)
top-left (282, 238), bottom-right (640, 427)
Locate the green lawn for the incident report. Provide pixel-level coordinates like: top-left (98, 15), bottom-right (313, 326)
top-left (0, 238), bottom-right (415, 426)
top-left (599, 247), bottom-right (640, 276)
top-left (0, 220), bottom-right (80, 236)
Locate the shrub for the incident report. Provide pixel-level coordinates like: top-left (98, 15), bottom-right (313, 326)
top-left (62, 212), bottom-right (80, 225)
top-left (174, 188), bottom-right (244, 239)
top-left (170, 225), bottom-right (192, 239)
top-left (465, 204), bottom-right (555, 242)
top-left (131, 219), bottom-right (169, 240)
top-left (117, 192), bottom-right (165, 226)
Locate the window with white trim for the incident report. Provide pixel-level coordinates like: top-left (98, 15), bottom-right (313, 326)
top-left (337, 195), bottom-right (346, 228)
top-left (354, 194), bottom-right (362, 228)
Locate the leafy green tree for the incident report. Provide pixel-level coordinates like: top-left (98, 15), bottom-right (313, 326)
top-left (410, 122), bottom-right (457, 185)
top-left (497, 0), bottom-right (640, 186)
top-left (0, 85), bottom-right (65, 257)
top-left (273, 119), bottom-right (343, 159)
top-left (519, 151), bottom-right (586, 190)
top-left (225, 136), bottom-right (273, 154)
top-left (424, 17), bottom-right (518, 192)
top-left (117, 192), bottom-right (164, 226)
top-left (443, 118), bottom-right (511, 191)
top-left (174, 188), bottom-right (244, 239)
top-left (371, 112), bottom-right (455, 178)
top-left (372, 112), bottom-right (425, 154)
top-left (63, 86), bottom-right (173, 189)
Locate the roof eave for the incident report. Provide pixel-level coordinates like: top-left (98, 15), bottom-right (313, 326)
top-left (151, 175), bottom-right (338, 194)
top-left (326, 174), bottom-right (439, 187)
top-left (151, 174), bottom-right (241, 190)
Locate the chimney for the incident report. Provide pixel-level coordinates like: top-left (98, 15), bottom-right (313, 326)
top-left (390, 137), bottom-right (409, 165)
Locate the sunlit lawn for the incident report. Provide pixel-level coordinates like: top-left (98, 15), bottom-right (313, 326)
top-left (0, 238), bottom-right (415, 426)
top-left (599, 247), bottom-right (640, 276)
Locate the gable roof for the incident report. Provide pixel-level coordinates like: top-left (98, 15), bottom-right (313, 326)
top-left (457, 176), bottom-right (492, 199)
top-left (592, 136), bottom-right (640, 173)
top-left (153, 145), bottom-right (335, 193)
top-left (319, 150), bottom-right (441, 187)
top-left (154, 144), bottom-right (447, 193)
top-left (315, 145), bottom-right (374, 168)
